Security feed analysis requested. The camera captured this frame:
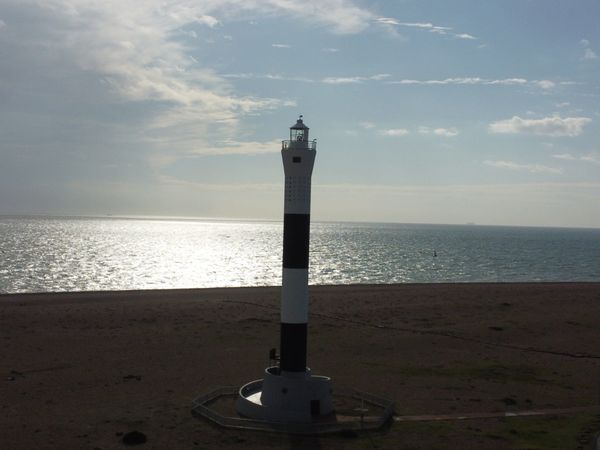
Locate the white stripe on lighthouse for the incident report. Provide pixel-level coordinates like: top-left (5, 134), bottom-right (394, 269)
top-left (281, 268), bottom-right (309, 323)
top-left (284, 175), bottom-right (312, 215)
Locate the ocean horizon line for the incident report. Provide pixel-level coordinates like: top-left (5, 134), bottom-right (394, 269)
top-left (2, 213), bottom-right (600, 231)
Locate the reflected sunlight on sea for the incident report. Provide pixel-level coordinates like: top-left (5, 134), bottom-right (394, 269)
top-left (1, 216), bottom-right (599, 293)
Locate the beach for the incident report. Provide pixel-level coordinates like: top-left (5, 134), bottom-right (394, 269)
top-left (1, 283), bottom-right (600, 449)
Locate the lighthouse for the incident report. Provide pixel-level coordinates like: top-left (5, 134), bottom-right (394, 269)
top-left (280, 115), bottom-right (314, 373)
top-left (236, 117), bottom-right (333, 423)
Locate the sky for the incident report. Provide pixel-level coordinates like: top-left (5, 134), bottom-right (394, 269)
top-left (0, 0), bottom-right (599, 228)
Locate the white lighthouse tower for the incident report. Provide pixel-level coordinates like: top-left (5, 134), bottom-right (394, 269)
top-left (236, 116), bottom-right (333, 423)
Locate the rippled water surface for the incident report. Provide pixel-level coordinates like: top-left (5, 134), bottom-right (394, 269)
top-left (1, 216), bottom-right (599, 293)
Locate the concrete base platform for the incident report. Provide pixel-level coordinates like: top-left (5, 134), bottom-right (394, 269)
top-left (192, 385), bottom-right (395, 435)
top-left (236, 367), bottom-right (333, 423)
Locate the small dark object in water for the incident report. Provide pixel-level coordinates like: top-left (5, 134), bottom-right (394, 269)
top-left (501, 397), bottom-right (517, 405)
top-left (489, 326), bottom-right (504, 331)
top-left (122, 431), bottom-right (147, 445)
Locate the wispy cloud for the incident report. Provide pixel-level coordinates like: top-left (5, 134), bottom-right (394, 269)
top-left (321, 74), bottom-right (390, 84)
top-left (272, 43), bottom-right (290, 48)
top-left (224, 72), bottom-right (390, 84)
top-left (156, 175), bottom-right (279, 191)
top-left (489, 115), bottom-right (592, 137)
top-left (583, 48), bottom-right (597, 60)
top-left (581, 153), bottom-right (600, 164)
top-left (375, 17), bottom-right (477, 40)
top-left (370, 73), bottom-right (391, 81)
top-left (455, 33), bottom-right (476, 40)
top-left (554, 152), bottom-right (600, 165)
top-left (552, 153), bottom-right (577, 160)
top-left (224, 73), bottom-right (560, 91)
top-left (418, 126), bottom-right (459, 137)
top-left (0, 0), bottom-right (374, 159)
top-left (535, 80), bottom-right (555, 89)
top-left (186, 139), bottom-right (283, 156)
top-left (380, 128), bottom-right (409, 137)
top-left (1, 1), bottom-right (317, 158)
top-left (388, 77), bottom-right (538, 87)
top-left (359, 121), bottom-right (376, 129)
top-left (321, 76), bottom-right (363, 84)
top-left (223, 73), bottom-right (315, 83)
top-left (580, 39), bottom-right (598, 60)
top-left (484, 160), bottom-right (563, 174)
top-left (321, 47), bottom-right (340, 53)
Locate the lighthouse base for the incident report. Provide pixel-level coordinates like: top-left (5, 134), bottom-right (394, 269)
top-left (237, 366), bottom-right (333, 423)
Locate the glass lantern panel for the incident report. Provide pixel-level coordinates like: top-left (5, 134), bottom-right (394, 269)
top-left (291, 129), bottom-right (307, 141)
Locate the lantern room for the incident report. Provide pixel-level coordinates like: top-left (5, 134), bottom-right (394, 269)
top-left (290, 115), bottom-right (309, 142)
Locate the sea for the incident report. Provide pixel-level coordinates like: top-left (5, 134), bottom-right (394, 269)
top-left (1, 216), bottom-right (599, 294)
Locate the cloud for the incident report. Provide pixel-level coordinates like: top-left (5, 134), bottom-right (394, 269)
top-left (0, 0), bottom-right (375, 164)
top-left (389, 77), bottom-right (533, 87)
top-left (225, 73), bottom-right (562, 92)
top-left (0, 19), bottom-right (6, 29)
top-left (392, 21), bottom-right (452, 34)
top-left (581, 153), bottom-right (600, 164)
top-left (370, 73), bottom-right (391, 80)
top-left (254, 0), bottom-right (374, 34)
top-left (484, 160), bottom-right (563, 174)
top-left (359, 121), bottom-right (376, 129)
top-left (583, 48), bottom-right (598, 60)
top-left (272, 43), bottom-right (290, 48)
top-left (380, 128), bottom-right (409, 137)
top-left (227, 73), bottom-right (387, 84)
top-left (552, 153), bottom-right (577, 160)
top-left (580, 38), bottom-right (598, 60)
top-left (321, 47), bottom-right (339, 52)
top-left (0, 0), bottom-right (321, 158)
top-left (186, 139), bottom-right (284, 156)
top-left (488, 115), bottom-right (592, 137)
top-left (418, 126), bottom-right (459, 137)
top-left (199, 15), bottom-right (219, 27)
top-left (321, 73), bottom-right (390, 84)
top-left (535, 80), bottom-right (555, 89)
top-left (433, 128), bottom-right (459, 137)
top-left (375, 17), bottom-right (477, 40)
top-left (321, 76), bottom-right (363, 84)
top-left (376, 17), bottom-right (400, 26)
top-left (554, 152), bottom-right (600, 165)
top-left (223, 73), bottom-right (315, 83)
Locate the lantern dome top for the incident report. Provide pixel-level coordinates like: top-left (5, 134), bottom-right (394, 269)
top-left (290, 115), bottom-right (309, 130)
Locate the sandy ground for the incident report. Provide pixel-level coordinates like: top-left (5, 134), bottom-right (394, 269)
top-left (1, 283), bottom-right (600, 449)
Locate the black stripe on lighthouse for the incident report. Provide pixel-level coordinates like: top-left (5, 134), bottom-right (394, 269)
top-left (282, 213), bottom-right (310, 268)
top-left (280, 212), bottom-right (310, 372)
top-left (280, 323), bottom-right (307, 372)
